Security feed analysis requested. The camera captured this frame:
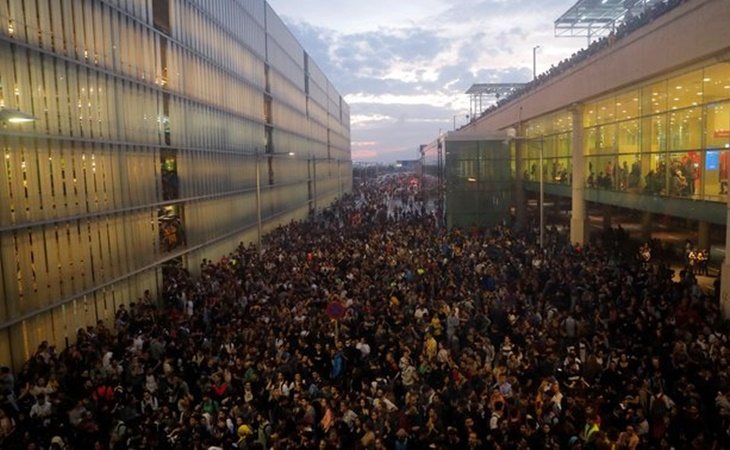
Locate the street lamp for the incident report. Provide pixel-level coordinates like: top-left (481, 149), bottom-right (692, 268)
top-left (254, 149), bottom-right (296, 253)
top-left (533, 45), bottom-right (540, 80)
top-left (255, 148), bottom-right (263, 253)
top-left (453, 114), bottom-right (470, 131)
top-left (538, 136), bottom-right (544, 249)
top-left (310, 154), bottom-right (317, 213)
top-left (509, 133), bottom-right (545, 248)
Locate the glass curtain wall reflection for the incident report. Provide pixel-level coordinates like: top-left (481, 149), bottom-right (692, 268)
top-left (580, 63), bottom-right (730, 200)
top-left (0, 0), bottom-right (351, 369)
top-left (519, 61), bottom-right (730, 202)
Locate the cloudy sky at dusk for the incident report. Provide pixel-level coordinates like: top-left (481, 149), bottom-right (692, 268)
top-left (267, 0), bottom-right (586, 162)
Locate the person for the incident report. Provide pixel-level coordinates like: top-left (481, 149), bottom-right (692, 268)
top-left (639, 243), bottom-right (651, 266)
top-left (687, 248), bottom-right (698, 274)
top-left (616, 424), bottom-right (640, 450)
top-left (29, 393), bottom-right (52, 431)
top-left (674, 169), bottom-right (689, 195)
top-left (697, 249), bottom-right (709, 276)
top-left (1, 173), bottom-right (729, 449)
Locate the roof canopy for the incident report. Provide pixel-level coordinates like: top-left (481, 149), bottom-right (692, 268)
top-left (465, 83), bottom-right (526, 97)
top-left (554, 0), bottom-right (661, 39)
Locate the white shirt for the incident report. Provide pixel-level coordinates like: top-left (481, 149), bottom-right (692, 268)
top-left (356, 342), bottom-right (371, 358)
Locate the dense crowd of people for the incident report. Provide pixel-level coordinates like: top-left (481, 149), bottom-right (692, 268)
top-left (1, 173), bottom-right (729, 450)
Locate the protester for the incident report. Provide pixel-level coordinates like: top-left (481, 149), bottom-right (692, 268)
top-left (0, 172), bottom-right (727, 450)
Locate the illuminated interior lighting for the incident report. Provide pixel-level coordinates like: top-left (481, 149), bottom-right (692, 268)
top-left (7, 116), bottom-right (35, 124)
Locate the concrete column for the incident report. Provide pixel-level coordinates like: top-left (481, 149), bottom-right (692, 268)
top-left (698, 221), bottom-right (710, 250)
top-left (721, 210), bottom-right (730, 318)
top-left (603, 206), bottom-right (613, 231)
top-left (514, 125), bottom-right (527, 231)
top-left (640, 211), bottom-right (652, 241)
top-left (570, 104), bottom-right (587, 245)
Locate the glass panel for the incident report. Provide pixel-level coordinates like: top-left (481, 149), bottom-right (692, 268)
top-left (547, 158), bottom-right (570, 185)
top-left (595, 97), bottom-right (616, 124)
top-left (668, 69), bottom-right (703, 110)
top-left (585, 127), bottom-right (598, 155)
top-left (668, 107), bottom-right (702, 151)
top-left (643, 153), bottom-right (668, 195)
top-left (648, 114), bottom-right (667, 153)
top-left (553, 111), bottom-right (572, 133)
top-left (596, 123), bottom-right (616, 153)
top-left (525, 117), bottom-right (548, 138)
top-left (705, 101), bottom-right (730, 149)
top-left (586, 155), bottom-right (619, 190)
top-left (584, 102), bottom-right (598, 128)
top-left (703, 149), bottom-right (728, 200)
top-left (615, 90), bottom-right (640, 121)
top-left (617, 119), bottom-right (639, 154)
top-left (703, 62), bottom-right (730, 103)
top-left (643, 80), bottom-right (667, 115)
top-left (543, 135), bottom-right (556, 159)
top-left (626, 155), bottom-right (643, 192)
top-left (556, 132), bottom-right (571, 158)
top-left (667, 151), bottom-right (700, 197)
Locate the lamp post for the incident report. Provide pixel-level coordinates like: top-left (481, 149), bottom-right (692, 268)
top-left (533, 45), bottom-right (540, 80)
top-left (511, 134), bottom-right (545, 248)
top-left (310, 154), bottom-right (318, 213)
top-left (453, 114), bottom-right (470, 131)
top-left (255, 148), bottom-right (262, 253)
top-left (538, 136), bottom-right (544, 249)
top-left (254, 149), bottom-right (297, 252)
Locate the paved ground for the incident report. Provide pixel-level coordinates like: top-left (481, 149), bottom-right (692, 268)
top-left (583, 214), bottom-right (721, 293)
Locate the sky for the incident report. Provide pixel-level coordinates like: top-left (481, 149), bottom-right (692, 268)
top-left (267, 0), bottom-right (586, 163)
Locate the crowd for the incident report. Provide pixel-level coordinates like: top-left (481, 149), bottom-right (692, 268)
top-left (1, 173), bottom-right (729, 450)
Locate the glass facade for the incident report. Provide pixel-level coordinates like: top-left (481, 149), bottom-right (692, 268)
top-left (522, 111), bottom-right (573, 186)
top-left (0, 0), bottom-right (351, 368)
top-left (521, 61), bottom-right (730, 201)
top-left (445, 139), bottom-right (511, 228)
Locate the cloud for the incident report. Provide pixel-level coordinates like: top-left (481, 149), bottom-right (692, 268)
top-left (270, 0), bottom-right (581, 162)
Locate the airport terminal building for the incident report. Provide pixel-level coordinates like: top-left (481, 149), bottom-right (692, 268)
top-left (439, 0), bottom-right (730, 313)
top-left (0, 0), bottom-right (351, 368)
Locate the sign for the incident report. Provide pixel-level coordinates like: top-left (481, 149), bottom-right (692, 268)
top-left (325, 301), bottom-right (346, 321)
top-left (715, 129), bottom-right (730, 138)
top-left (707, 151), bottom-right (719, 170)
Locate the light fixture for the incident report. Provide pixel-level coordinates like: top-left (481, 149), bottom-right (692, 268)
top-left (0, 108), bottom-right (36, 124)
top-left (467, 177), bottom-right (477, 182)
top-left (288, 152), bottom-right (295, 156)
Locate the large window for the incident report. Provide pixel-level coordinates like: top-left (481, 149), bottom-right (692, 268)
top-left (579, 62), bottom-right (730, 200)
